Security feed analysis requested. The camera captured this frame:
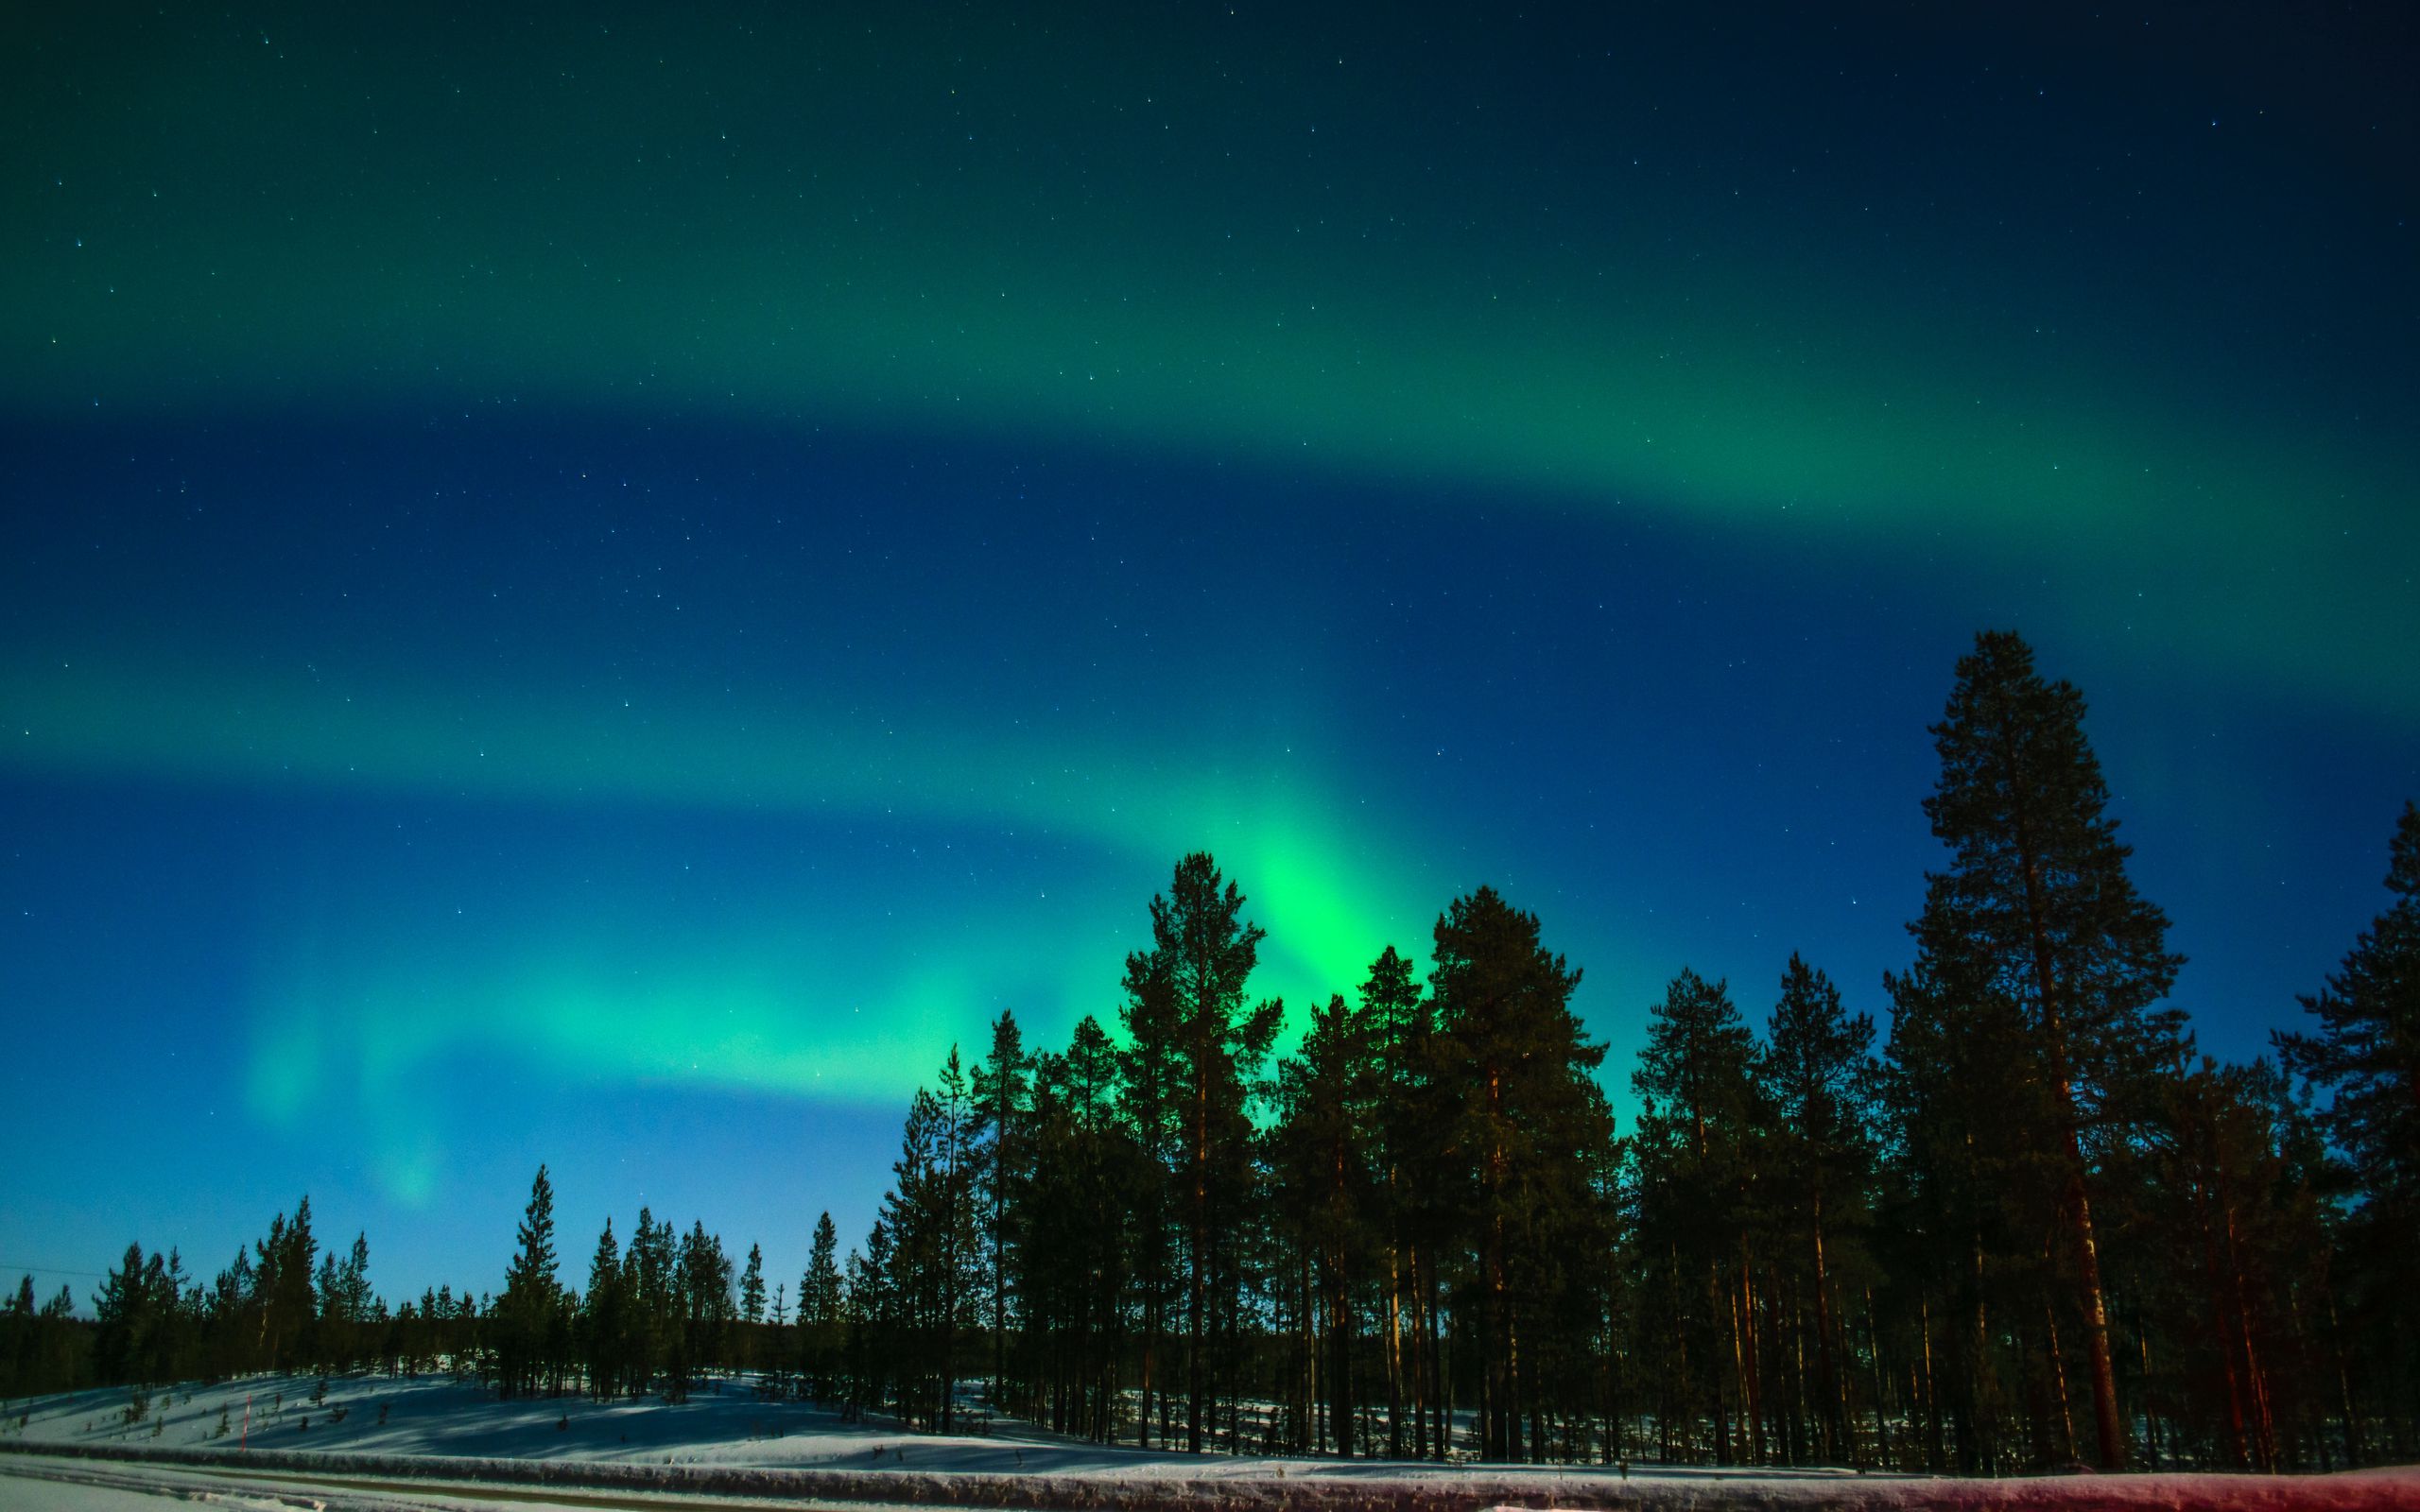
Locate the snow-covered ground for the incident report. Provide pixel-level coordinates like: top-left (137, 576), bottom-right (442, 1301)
top-left (0, 1370), bottom-right (1852, 1482)
top-left (2, 1373), bottom-right (2412, 1510)
top-left (7, 1370), bottom-right (1066, 1473)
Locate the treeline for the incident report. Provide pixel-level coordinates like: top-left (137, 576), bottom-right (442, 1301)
top-left (5, 1199), bottom-right (406, 1402)
top-left (0, 1173), bottom-right (820, 1411)
top-left (8, 632), bottom-right (2416, 1477)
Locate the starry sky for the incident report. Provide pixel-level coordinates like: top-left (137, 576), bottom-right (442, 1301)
top-left (2, 3), bottom-right (2414, 1306)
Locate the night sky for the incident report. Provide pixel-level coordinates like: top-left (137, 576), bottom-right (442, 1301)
top-left (3, 4), bottom-right (2413, 1306)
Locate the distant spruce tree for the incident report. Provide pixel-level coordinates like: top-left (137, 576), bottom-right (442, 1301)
top-left (1905, 630), bottom-right (2184, 1469)
top-left (579, 1217), bottom-right (625, 1399)
top-left (4, 1282), bottom-right (84, 1394)
top-left (848, 1221), bottom-right (895, 1416)
top-left (340, 1233), bottom-right (372, 1323)
top-left (312, 1232), bottom-right (371, 1372)
top-left (2, 1276), bottom-right (36, 1394)
top-left (736, 1241), bottom-right (766, 1377)
top-left (254, 1198), bottom-right (318, 1374)
top-left (91, 1243), bottom-right (158, 1386)
top-left (621, 1207), bottom-right (674, 1397)
top-left (315, 1251), bottom-right (342, 1348)
top-left (675, 1221), bottom-right (734, 1399)
top-left (741, 1243), bottom-right (766, 1327)
top-left (497, 1165), bottom-right (563, 1398)
top-left (801, 1211), bottom-right (843, 1401)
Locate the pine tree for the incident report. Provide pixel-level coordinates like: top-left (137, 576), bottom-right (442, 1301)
top-left (1120, 852), bottom-right (1282, 1452)
top-left (673, 1221), bottom-right (733, 1397)
top-left (731, 1241), bottom-right (764, 1376)
top-left (1429, 885), bottom-right (1606, 1462)
top-left (308, 1232), bottom-right (372, 1373)
top-left (972, 1009), bottom-right (1030, 1409)
top-left (1631, 969), bottom-right (1764, 1463)
top-left (1909, 630), bottom-right (2185, 1469)
top-left (341, 1235), bottom-right (372, 1323)
top-left (1360, 944), bottom-right (1439, 1459)
top-left (622, 1207), bottom-right (674, 1397)
top-left (935, 1048), bottom-right (980, 1429)
top-left (1759, 954), bottom-right (1879, 1465)
top-left (849, 1222), bottom-right (894, 1416)
top-left (2137, 1055), bottom-right (2316, 1469)
top-left (92, 1243), bottom-right (152, 1385)
top-left (498, 1165), bottom-right (563, 1399)
top-left (2275, 803), bottom-right (2420, 1232)
top-left (580, 1218), bottom-right (625, 1399)
top-left (1117, 946), bottom-right (1183, 1448)
top-left (1015, 1013), bottom-right (1141, 1442)
top-left (877, 1054), bottom-right (982, 1429)
top-left (741, 1244), bottom-right (766, 1326)
top-left (770, 1280), bottom-right (789, 1381)
top-left (2274, 800), bottom-right (2420, 1442)
top-left (1271, 990), bottom-right (1379, 1453)
top-left (1, 1277), bottom-right (36, 1396)
top-left (801, 1211), bottom-right (844, 1401)
top-left (252, 1198), bottom-right (318, 1374)
top-left (315, 1249), bottom-right (342, 1352)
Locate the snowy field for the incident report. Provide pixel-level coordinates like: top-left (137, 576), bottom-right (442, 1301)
top-left (2, 1373), bottom-right (2412, 1510)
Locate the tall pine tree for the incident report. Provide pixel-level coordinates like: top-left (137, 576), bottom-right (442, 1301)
top-left (1909, 630), bottom-right (2183, 1469)
top-left (1429, 885), bottom-right (1606, 1462)
top-left (972, 1009), bottom-right (1031, 1406)
top-left (1120, 852), bottom-right (1281, 1452)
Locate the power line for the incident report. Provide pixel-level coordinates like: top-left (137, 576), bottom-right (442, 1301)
top-left (0, 1263), bottom-right (112, 1280)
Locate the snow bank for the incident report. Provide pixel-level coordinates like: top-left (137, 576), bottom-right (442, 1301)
top-left (3, 1375), bottom-right (2410, 1511)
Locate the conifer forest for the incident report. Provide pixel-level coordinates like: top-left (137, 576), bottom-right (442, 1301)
top-left (9, 631), bottom-right (2415, 1479)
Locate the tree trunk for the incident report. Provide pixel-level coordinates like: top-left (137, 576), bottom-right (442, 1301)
top-left (1190, 1076), bottom-right (1207, 1454)
top-left (1739, 1242), bottom-right (1765, 1464)
top-left (1393, 1228), bottom-right (1413, 1461)
top-left (1811, 1187), bottom-right (1844, 1464)
top-left (2006, 770), bottom-right (2127, 1470)
top-left (1865, 1286), bottom-right (1890, 1469)
top-left (2046, 1295), bottom-right (2077, 1463)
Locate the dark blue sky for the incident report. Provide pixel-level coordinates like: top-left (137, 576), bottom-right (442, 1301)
top-left (2, 2), bottom-right (2413, 1306)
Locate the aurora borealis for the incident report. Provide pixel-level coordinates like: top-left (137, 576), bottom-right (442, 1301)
top-left (2, 4), bottom-right (2413, 1302)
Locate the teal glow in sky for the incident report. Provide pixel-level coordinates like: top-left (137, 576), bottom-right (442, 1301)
top-left (1, 3), bottom-right (2413, 1300)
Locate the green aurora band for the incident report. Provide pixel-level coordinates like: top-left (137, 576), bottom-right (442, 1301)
top-left (6, 649), bottom-right (1456, 1181)
top-left (8, 9), bottom-right (2411, 718)
top-left (2, 8), bottom-right (2412, 1205)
